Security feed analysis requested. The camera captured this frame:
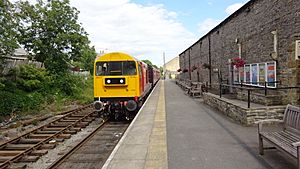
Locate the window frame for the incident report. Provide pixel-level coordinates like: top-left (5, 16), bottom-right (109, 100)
top-left (95, 61), bottom-right (137, 76)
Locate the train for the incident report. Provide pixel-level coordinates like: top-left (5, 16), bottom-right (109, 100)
top-left (93, 52), bottom-right (160, 120)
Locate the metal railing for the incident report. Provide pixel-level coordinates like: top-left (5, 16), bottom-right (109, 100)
top-left (219, 81), bottom-right (300, 108)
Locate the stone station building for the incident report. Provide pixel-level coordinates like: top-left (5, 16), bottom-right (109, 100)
top-left (164, 56), bottom-right (179, 79)
top-left (178, 0), bottom-right (300, 125)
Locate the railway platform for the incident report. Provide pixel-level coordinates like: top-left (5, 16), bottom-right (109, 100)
top-left (102, 80), bottom-right (297, 169)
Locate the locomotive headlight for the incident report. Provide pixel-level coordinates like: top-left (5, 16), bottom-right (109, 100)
top-left (107, 79), bottom-right (111, 84)
top-left (120, 79), bottom-right (124, 83)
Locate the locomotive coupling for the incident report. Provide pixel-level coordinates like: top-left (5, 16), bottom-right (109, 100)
top-left (94, 101), bottom-right (103, 110)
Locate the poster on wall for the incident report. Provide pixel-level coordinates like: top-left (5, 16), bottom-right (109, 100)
top-left (239, 67), bottom-right (244, 83)
top-left (259, 63), bottom-right (266, 85)
top-left (267, 62), bottom-right (276, 87)
top-left (251, 64), bottom-right (258, 85)
top-left (233, 66), bottom-right (239, 84)
top-left (245, 64), bottom-right (250, 84)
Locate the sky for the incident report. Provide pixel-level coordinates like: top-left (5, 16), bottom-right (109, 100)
top-left (18, 0), bottom-right (250, 66)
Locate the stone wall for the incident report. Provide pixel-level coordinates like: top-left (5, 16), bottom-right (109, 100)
top-left (179, 0), bottom-right (300, 105)
top-left (203, 92), bottom-right (286, 125)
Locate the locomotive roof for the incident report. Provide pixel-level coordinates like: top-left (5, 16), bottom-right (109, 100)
top-left (95, 52), bottom-right (159, 72)
top-left (95, 52), bottom-right (146, 65)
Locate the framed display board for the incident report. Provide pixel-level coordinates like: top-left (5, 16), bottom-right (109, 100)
top-left (232, 61), bottom-right (276, 88)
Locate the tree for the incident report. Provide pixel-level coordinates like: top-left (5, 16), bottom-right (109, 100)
top-left (81, 46), bottom-right (97, 75)
top-left (0, 0), bottom-right (19, 66)
top-left (0, 0), bottom-right (20, 88)
top-left (159, 66), bottom-right (164, 77)
top-left (72, 46), bottom-right (97, 75)
top-left (16, 0), bottom-right (91, 74)
top-left (142, 59), bottom-right (158, 69)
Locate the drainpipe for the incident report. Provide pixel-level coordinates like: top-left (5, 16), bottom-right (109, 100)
top-left (208, 35), bottom-right (212, 87)
top-left (189, 49), bottom-right (191, 80)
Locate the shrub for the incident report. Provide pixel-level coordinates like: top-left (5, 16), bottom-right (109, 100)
top-left (53, 73), bottom-right (83, 96)
top-left (0, 90), bottom-right (44, 116)
top-left (0, 64), bottom-right (93, 117)
top-left (73, 77), bottom-right (93, 104)
top-left (7, 64), bottom-right (50, 92)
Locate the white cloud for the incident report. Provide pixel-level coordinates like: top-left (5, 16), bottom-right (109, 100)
top-left (197, 18), bottom-right (222, 36)
top-left (207, 1), bottom-right (213, 6)
top-left (225, 3), bottom-right (244, 15)
top-left (69, 0), bottom-right (196, 66)
top-left (197, 1), bottom-right (248, 36)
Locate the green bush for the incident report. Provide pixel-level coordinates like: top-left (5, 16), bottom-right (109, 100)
top-left (0, 77), bottom-right (5, 89)
top-left (73, 77), bottom-right (93, 104)
top-left (52, 73), bottom-right (82, 96)
top-left (0, 90), bottom-right (44, 116)
top-left (0, 90), bottom-right (20, 116)
top-left (0, 64), bottom-right (93, 117)
top-left (7, 64), bottom-right (50, 92)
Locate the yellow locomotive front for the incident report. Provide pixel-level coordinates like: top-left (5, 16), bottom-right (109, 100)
top-left (93, 52), bottom-right (140, 120)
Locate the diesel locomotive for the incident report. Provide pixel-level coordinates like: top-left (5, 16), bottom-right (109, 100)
top-left (93, 52), bottom-right (160, 120)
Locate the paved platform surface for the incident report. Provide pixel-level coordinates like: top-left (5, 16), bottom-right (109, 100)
top-left (102, 81), bottom-right (167, 169)
top-left (102, 80), bottom-right (296, 169)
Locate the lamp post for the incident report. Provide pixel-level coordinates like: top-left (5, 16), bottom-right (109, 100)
top-left (163, 52), bottom-right (166, 80)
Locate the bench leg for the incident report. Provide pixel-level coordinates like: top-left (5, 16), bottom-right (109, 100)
top-left (259, 134), bottom-right (264, 155)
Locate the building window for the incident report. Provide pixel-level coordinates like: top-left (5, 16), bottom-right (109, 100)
top-left (233, 61), bottom-right (276, 88)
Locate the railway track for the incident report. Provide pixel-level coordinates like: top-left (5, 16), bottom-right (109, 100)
top-left (47, 120), bottom-right (129, 169)
top-left (0, 104), bottom-right (96, 169)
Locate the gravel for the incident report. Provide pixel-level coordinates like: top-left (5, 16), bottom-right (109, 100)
top-left (16, 117), bottom-right (104, 169)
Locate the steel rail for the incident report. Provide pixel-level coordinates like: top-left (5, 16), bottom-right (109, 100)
top-left (0, 104), bottom-right (94, 169)
top-left (46, 119), bottom-right (109, 169)
top-left (0, 104), bottom-right (92, 149)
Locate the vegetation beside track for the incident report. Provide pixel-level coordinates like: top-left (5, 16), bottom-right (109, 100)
top-left (0, 0), bottom-right (96, 122)
top-left (0, 64), bottom-right (93, 121)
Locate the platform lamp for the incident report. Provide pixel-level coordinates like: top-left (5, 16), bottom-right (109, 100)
top-left (163, 52), bottom-right (166, 80)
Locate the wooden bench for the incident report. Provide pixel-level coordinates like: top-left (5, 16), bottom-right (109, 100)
top-left (256, 104), bottom-right (300, 168)
top-left (176, 80), bottom-right (184, 89)
top-left (180, 80), bottom-right (191, 94)
top-left (189, 82), bottom-right (203, 97)
top-left (176, 79), bottom-right (188, 90)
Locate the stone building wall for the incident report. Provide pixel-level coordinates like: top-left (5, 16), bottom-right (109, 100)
top-left (179, 0), bottom-right (300, 105)
top-left (164, 56), bottom-right (179, 79)
top-left (203, 92), bottom-right (286, 125)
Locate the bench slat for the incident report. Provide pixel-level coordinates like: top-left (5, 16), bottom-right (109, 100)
top-left (271, 131), bottom-right (300, 146)
top-left (261, 131), bottom-right (298, 157)
top-left (258, 104), bottom-right (300, 168)
top-left (284, 105), bottom-right (300, 131)
top-left (281, 131), bottom-right (300, 143)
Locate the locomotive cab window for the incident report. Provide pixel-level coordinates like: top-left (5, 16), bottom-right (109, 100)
top-left (96, 61), bottom-right (137, 76)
